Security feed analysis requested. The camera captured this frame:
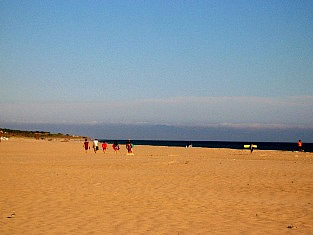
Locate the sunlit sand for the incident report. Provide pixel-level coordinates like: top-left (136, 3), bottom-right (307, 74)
top-left (1, 138), bottom-right (313, 234)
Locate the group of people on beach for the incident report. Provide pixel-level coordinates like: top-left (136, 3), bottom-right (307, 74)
top-left (83, 139), bottom-right (134, 155)
top-left (83, 139), bottom-right (306, 155)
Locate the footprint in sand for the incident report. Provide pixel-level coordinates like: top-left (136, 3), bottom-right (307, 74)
top-left (287, 225), bottom-right (297, 229)
top-left (167, 161), bottom-right (178, 165)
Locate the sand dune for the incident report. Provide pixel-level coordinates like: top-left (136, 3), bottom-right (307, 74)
top-left (1, 138), bottom-right (313, 234)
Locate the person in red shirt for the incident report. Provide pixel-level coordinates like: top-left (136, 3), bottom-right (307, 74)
top-left (112, 140), bottom-right (120, 155)
top-left (102, 141), bottom-right (108, 154)
top-left (126, 139), bottom-right (134, 155)
top-left (83, 139), bottom-right (89, 154)
top-left (298, 140), bottom-right (303, 151)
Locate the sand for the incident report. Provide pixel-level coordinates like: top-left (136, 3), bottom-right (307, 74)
top-left (1, 138), bottom-right (313, 234)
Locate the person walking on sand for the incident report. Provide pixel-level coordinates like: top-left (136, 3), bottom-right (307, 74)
top-left (298, 140), bottom-right (303, 152)
top-left (250, 144), bottom-right (254, 153)
top-left (93, 139), bottom-right (99, 153)
top-left (102, 141), bottom-right (108, 154)
top-left (83, 139), bottom-right (89, 154)
top-left (112, 140), bottom-right (120, 155)
top-left (126, 139), bottom-right (134, 155)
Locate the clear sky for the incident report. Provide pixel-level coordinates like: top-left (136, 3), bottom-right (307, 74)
top-left (1, 1), bottom-right (313, 140)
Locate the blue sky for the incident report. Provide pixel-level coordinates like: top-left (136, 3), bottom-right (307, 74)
top-left (1, 1), bottom-right (313, 141)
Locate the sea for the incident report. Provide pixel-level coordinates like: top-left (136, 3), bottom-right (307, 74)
top-left (100, 140), bottom-right (313, 153)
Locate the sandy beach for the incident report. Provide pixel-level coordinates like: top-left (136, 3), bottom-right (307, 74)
top-left (1, 138), bottom-right (313, 234)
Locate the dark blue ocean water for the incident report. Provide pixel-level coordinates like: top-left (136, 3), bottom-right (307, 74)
top-left (100, 140), bottom-right (313, 152)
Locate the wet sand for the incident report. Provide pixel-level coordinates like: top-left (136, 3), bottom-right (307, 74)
top-left (1, 138), bottom-right (313, 234)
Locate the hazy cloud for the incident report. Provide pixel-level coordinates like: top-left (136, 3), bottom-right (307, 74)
top-left (1, 96), bottom-right (313, 128)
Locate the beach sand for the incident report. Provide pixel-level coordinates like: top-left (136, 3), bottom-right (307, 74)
top-left (1, 138), bottom-right (313, 234)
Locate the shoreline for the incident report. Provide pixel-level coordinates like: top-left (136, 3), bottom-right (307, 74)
top-left (102, 139), bottom-right (313, 153)
top-left (3, 136), bottom-right (313, 153)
